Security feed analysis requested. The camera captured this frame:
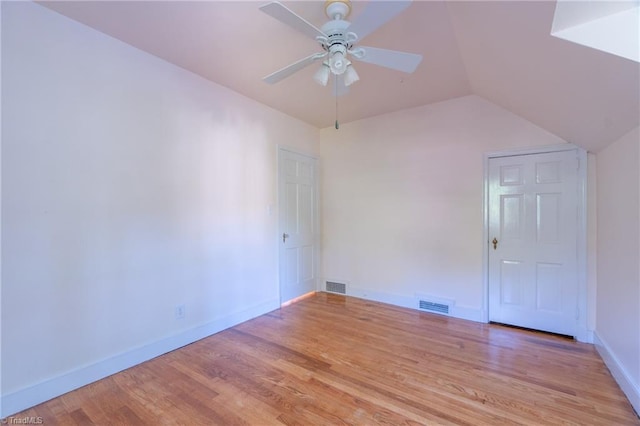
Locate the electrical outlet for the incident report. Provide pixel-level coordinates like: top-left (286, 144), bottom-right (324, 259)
top-left (175, 304), bottom-right (186, 319)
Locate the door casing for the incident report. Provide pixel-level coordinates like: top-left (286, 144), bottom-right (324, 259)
top-left (483, 144), bottom-right (588, 342)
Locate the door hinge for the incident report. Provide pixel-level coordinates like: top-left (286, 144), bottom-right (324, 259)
top-left (576, 307), bottom-right (580, 319)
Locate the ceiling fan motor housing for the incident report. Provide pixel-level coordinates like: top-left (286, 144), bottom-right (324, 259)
top-left (320, 20), bottom-right (355, 75)
top-left (321, 19), bottom-right (353, 47)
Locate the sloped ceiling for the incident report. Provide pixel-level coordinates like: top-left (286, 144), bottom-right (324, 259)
top-left (39, 1), bottom-right (639, 152)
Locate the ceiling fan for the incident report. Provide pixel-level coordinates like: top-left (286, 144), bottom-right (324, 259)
top-left (260, 0), bottom-right (423, 91)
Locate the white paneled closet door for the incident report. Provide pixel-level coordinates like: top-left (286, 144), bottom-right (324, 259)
top-left (488, 150), bottom-right (579, 336)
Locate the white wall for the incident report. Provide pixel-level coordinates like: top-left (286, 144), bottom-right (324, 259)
top-left (594, 126), bottom-right (640, 413)
top-left (319, 95), bottom-right (566, 320)
top-left (1, 2), bottom-right (318, 416)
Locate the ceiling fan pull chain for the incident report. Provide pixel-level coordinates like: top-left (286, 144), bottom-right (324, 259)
top-left (335, 75), bottom-right (340, 130)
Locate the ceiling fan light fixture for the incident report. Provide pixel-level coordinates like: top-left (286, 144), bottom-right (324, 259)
top-left (329, 51), bottom-right (348, 75)
top-left (314, 63), bottom-right (331, 86)
top-left (343, 64), bottom-right (360, 86)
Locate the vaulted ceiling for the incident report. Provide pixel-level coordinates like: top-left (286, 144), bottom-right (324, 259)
top-left (40, 1), bottom-right (639, 152)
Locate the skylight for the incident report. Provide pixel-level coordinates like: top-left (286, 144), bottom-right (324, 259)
top-left (551, 0), bottom-right (639, 63)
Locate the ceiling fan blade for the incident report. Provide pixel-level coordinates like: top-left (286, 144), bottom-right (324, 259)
top-left (260, 1), bottom-right (326, 40)
top-left (352, 46), bottom-right (422, 73)
top-left (263, 53), bottom-right (326, 84)
top-left (347, 0), bottom-right (412, 43)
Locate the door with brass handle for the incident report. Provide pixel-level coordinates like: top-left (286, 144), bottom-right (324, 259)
top-left (487, 150), bottom-right (580, 337)
top-left (283, 233), bottom-right (289, 243)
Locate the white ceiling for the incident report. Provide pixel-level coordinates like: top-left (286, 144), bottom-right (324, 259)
top-left (40, 0), bottom-right (639, 152)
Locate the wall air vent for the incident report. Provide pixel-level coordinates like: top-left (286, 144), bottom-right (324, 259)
top-left (418, 298), bottom-right (453, 315)
top-left (326, 281), bottom-right (346, 294)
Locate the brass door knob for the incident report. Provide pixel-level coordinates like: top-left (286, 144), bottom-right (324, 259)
top-left (492, 238), bottom-right (498, 250)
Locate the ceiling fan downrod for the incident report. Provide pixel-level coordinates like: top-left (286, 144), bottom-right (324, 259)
top-left (324, 0), bottom-right (351, 21)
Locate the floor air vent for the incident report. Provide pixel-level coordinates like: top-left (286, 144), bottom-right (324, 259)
top-left (326, 281), bottom-right (346, 294)
top-left (419, 300), bottom-right (450, 315)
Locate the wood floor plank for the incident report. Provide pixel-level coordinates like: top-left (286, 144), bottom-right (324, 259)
top-left (6, 293), bottom-right (639, 425)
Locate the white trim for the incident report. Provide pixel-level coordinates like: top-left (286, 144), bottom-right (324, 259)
top-left (276, 147), bottom-right (321, 304)
top-left (0, 2), bottom-right (4, 418)
top-left (593, 331), bottom-right (640, 415)
top-left (345, 286), bottom-right (484, 323)
top-left (482, 143), bottom-right (590, 342)
top-left (0, 298), bottom-right (279, 418)
top-left (575, 148), bottom-right (589, 342)
top-left (486, 143), bottom-right (581, 158)
top-left (482, 154), bottom-right (490, 323)
top-left (314, 152), bottom-right (322, 294)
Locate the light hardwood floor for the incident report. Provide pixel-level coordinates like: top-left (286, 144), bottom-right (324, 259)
top-left (12, 292), bottom-right (640, 425)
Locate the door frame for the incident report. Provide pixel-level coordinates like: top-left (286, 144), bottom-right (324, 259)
top-left (276, 146), bottom-right (321, 305)
top-left (482, 143), bottom-right (588, 341)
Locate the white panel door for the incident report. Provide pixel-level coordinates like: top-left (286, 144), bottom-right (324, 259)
top-left (488, 150), bottom-right (579, 336)
top-left (279, 149), bottom-right (317, 304)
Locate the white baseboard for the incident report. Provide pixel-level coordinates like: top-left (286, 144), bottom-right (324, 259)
top-left (451, 305), bottom-right (483, 323)
top-left (344, 286), bottom-right (483, 323)
top-left (0, 298), bottom-right (280, 418)
top-left (593, 331), bottom-right (640, 416)
top-left (575, 324), bottom-right (594, 343)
